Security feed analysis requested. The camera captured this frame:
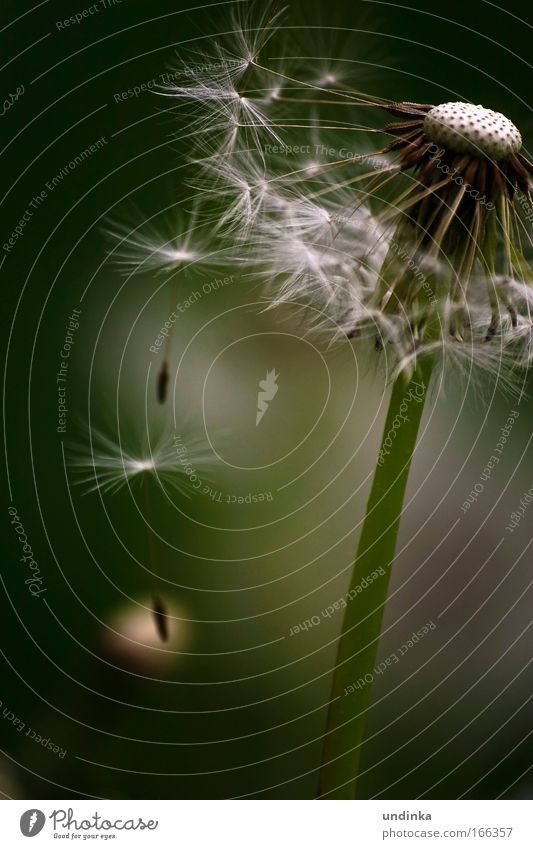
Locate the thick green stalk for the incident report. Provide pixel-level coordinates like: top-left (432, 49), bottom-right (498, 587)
top-left (318, 354), bottom-right (434, 798)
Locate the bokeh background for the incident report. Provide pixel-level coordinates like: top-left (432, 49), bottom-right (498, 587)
top-left (2, 0), bottom-right (533, 800)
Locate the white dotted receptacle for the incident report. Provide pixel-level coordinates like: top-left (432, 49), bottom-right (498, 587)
top-left (423, 102), bottom-right (521, 160)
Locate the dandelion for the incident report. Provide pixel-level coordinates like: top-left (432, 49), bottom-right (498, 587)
top-left (177, 43), bottom-right (532, 796)
top-left (251, 185), bottom-right (390, 328)
top-left (190, 147), bottom-right (291, 237)
top-left (163, 2), bottom-right (287, 155)
top-left (104, 205), bottom-right (223, 404)
top-left (112, 0), bottom-right (533, 800)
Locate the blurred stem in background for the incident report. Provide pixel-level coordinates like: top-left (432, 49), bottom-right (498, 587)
top-left (319, 354), bottom-right (435, 798)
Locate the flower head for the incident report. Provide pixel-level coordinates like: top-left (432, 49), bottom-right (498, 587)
top-left (72, 425), bottom-right (218, 498)
top-left (191, 148), bottom-right (288, 237)
top-left (123, 1), bottom-right (533, 389)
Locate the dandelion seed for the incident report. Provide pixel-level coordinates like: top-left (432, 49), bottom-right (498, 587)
top-left (71, 425), bottom-right (218, 498)
top-left (232, 94), bottom-right (533, 387)
top-left (105, 207), bottom-right (216, 276)
top-left (157, 359), bottom-right (170, 404)
top-left (151, 594), bottom-right (169, 642)
top-left (250, 186), bottom-right (390, 326)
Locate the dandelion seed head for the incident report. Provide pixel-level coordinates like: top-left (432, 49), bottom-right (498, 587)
top-left (105, 208), bottom-right (216, 276)
top-left (250, 189), bottom-right (391, 318)
top-left (103, 597), bottom-right (189, 673)
top-left (424, 102), bottom-right (522, 160)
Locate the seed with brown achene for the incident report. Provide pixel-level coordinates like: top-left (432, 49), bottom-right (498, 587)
top-left (157, 360), bottom-right (169, 404)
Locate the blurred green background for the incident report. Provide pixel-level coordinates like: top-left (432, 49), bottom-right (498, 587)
top-left (1, 0), bottom-right (532, 800)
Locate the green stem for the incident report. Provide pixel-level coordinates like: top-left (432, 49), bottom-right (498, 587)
top-left (318, 354), bottom-right (435, 799)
